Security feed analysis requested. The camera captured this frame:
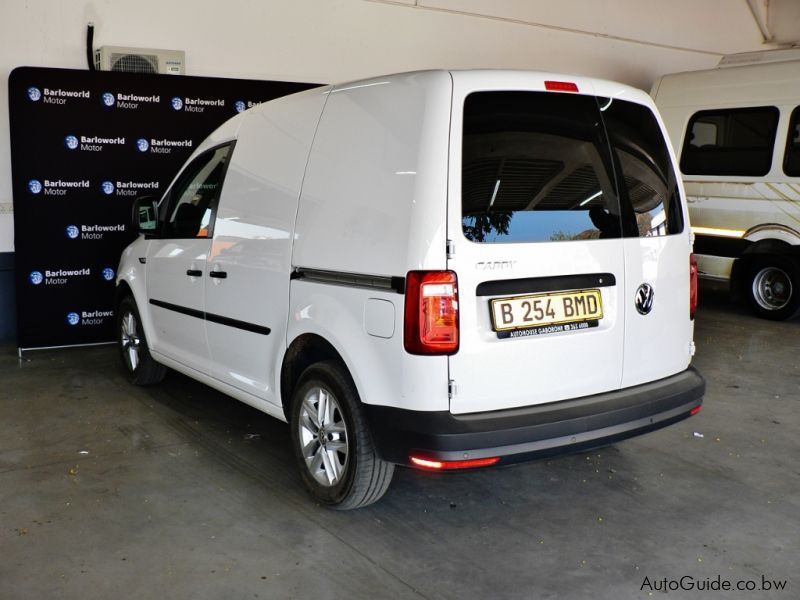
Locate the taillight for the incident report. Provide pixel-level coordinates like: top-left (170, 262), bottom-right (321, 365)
top-left (404, 271), bottom-right (459, 355)
top-left (689, 253), bottom-right (698, 320)
top-left (545, 80), bottom-right (579, 93)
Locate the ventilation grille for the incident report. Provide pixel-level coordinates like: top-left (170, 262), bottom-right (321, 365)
top-left (110, 53), bottom-right (158, 74)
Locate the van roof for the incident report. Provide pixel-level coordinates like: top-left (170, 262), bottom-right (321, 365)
top-left (328, 69), bottom-right (652, 107)
top-left (653, 59), bottom-right (800, 107)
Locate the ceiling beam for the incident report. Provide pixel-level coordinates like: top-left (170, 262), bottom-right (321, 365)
top-left (746, 0), bottom-right (773, 43)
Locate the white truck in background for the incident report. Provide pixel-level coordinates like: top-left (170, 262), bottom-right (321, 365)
top-left (653, 48), bottom-right (800, 320)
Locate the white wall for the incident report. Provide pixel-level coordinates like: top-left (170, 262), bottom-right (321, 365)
top-left (0, 0), bottom-right (771, 253)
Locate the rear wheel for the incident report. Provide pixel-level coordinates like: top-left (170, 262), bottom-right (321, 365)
top-left (290, 360), bottom-right (394, 509)
top-left (744, 256), bottom-right (800, 321)
top-left (117, 295), bottom-right (167, 385)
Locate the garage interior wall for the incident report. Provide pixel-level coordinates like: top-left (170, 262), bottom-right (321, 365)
top-left (0, 0), bottom-right (773, 341)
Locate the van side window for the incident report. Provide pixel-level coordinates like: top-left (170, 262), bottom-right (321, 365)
top-left (680, 107), bottom-right (779, 176)
top-left (461, 91), bottom-right (624, 243)
top-left (161, 143), bottom-right (234, 239)
top-left (601, 98), bottom-right (684, 237)
top-left (783, 106), bottom-right (800, 176)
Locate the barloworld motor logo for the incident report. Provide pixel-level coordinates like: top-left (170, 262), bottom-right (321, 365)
top-left (65, 135), bottom-right (80, 150)
top-left (101, 181), bottom-right (115, 195)
top-left (28, 86), bottom-right (42, 102)
top-left (65, 223), bottom-right (126, 240)
top-left (29, 179), bottom-right (90, 196)
top-left (29, 267), bottom-right (91, 286)
top-left (234, 100), bottom-right (246, 113)
top-left (67, 310), bottom-right (113, 326)
top-left (171, 96), bottom-right (184, 111)
top-left (28, 179), bottom-right (43, 194)
top-left (102, 267), bottom-right (115, 281)
top-left (136, 137), bottom-right (192, 155)
top-left (102, 92), bottom-right (116, 107)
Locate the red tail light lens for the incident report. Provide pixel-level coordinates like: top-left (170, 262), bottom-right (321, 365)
top-left (404, 271), bottom-right (459, 355)
top-left (689, 253), bottom-right (698, 320)
top-left (545, 80), bottom-right (579, 92)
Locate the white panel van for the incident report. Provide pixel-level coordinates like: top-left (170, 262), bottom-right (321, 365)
top-left (653, 50), bottom-right (800, 320)
top-left (117, 70), bottom-right (704, 508)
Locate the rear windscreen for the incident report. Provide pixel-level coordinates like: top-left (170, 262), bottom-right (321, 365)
top-left (461, 91), bottom-right (683, 243)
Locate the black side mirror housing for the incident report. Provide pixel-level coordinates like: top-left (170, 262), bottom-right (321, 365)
top-left (132, 195), bottom-right (159, 236)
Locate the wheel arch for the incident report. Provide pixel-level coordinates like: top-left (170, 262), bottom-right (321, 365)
top-left (280, 333), bottom-right (353, 421)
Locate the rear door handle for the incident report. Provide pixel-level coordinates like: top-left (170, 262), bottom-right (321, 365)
top-left (186, 269), bottom-right (203, 277)
top-left (209, 271), bottom-right (228, 279)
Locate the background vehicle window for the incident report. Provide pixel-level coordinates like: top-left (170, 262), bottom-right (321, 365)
top-left (783, 106), bottom-right (800, 176)
top-left (161, 144), bottom-right (233, 238)
top-left (601, 98), bottom-right (684, 237)
top-left (461, 91), bottom-right (625, 243)
top-left (680, 107), bottom-right (779, 176)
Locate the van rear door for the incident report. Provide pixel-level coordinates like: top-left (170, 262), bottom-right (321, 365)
top-left (599, 98), bottom-right (691, 387)
top-left (446, 79), bottom-right (628, 415)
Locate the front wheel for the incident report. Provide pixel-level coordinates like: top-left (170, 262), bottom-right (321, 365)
top-left (744, 256), bottom-right (800, 321)
top-left (290, 361), bottom-right (394, 509)
top-left (117, 295), bottom-right (167, 385)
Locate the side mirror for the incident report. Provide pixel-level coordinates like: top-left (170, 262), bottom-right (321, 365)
top-left (132, 195), bottom-right (159, 235)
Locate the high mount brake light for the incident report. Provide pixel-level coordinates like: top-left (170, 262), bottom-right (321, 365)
top-left (544, 80), bottom-right (579, 93)
top-left (404, 271), bottom-right (459, 355)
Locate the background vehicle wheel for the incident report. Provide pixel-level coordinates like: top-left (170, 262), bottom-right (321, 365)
top-left (117, 295), bottom-right (167, 385)
top-left (744, 256), bottom-right (800, 321)
top-left (290, 360), bottom-right (394, 510)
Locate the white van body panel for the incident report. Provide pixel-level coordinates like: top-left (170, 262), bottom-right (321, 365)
top-left (204, 87), bottom-right (330, 409)
top-left (289, 71), bottom-right (453, 411)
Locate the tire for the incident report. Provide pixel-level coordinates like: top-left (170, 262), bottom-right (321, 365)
top-left (744, 256), bottom-right (800, 321)
top-left (290, 360), bottom-right (394, 509)
top-left (117, 295), bottom-right (168, 385)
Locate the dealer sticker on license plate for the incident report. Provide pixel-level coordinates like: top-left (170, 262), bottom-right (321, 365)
top-left (490, 289), bottom-right (603, 338)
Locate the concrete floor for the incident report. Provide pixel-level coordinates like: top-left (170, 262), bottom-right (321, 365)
top-left (1, 283), bottom-right (798, 600)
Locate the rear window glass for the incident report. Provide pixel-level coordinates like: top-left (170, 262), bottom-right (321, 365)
top-left (680, 107), bottom-right (779, 176)
top-left (783, 106), bottom-right (800, 176)
top-left (461, 91), bottom-right (682, 243)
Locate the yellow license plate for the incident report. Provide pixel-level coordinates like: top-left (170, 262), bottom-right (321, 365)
top-left (490, 289), bottom-right (603, 332)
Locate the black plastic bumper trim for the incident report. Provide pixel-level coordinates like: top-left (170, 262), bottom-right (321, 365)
top-left (364, 366), bottom-right (705, 464)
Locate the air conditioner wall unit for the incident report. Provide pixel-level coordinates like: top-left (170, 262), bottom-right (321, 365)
top-left (94, 46), bottom-right (185, 75)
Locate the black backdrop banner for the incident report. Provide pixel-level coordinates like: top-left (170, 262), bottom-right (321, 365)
top-left (9, 66), bottom-right (317, 350)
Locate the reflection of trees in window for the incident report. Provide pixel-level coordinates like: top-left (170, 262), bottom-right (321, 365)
top-left (463, 212), bottom-right (512, 242)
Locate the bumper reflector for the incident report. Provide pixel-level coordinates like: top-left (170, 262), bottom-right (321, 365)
top-left (410, 455), bottom-right (500, 470)
top-left (690, 406), bottom-right (702, 416)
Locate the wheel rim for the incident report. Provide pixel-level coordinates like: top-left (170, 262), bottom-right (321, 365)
top-left (298, 385), bottom-right (349, 487)
top-left (120, 311), bottom-right (141, 371)
top-left (752, 266), bottom-right (792, 311)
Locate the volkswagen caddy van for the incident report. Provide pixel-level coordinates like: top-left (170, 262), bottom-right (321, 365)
top-left (117, 70), bottom-right (705, 509)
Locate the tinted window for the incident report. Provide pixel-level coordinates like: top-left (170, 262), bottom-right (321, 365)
top-left (161, 144), bottom-right (233, 238)
top-left (680, 107), bottom-right (779, 176)
top-left (461, 92), bottom-right (624, 243)
top-left (783, 106), bottom-right (800, 176)
top-left (602, 98), bottom-right (684, 237)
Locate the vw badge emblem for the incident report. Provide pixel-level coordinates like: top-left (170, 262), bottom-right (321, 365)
top-left (635, 283), bottom-right (655, 315)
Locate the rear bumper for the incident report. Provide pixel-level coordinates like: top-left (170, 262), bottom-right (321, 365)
top-left (365, 366), bottom-right (705, 466)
